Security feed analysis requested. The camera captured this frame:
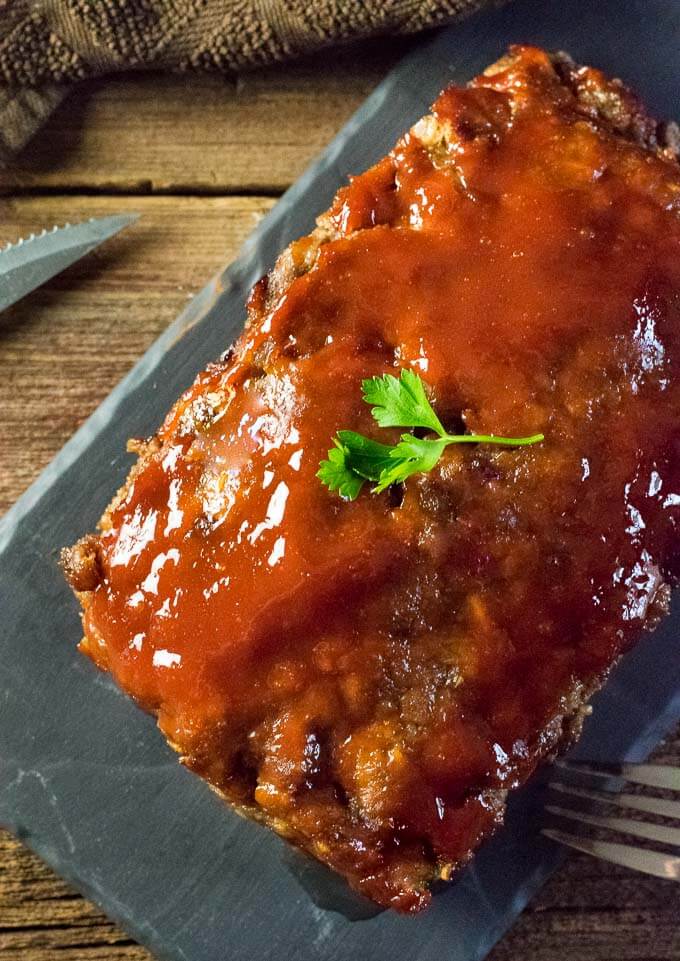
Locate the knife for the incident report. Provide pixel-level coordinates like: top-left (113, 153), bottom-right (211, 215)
top-left (0, 213), bottom-right (139, 312)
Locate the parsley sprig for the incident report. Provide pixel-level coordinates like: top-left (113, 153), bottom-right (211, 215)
top-left (317, 369), bottom-right (543, 500)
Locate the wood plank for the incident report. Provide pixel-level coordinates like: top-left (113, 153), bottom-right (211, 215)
top-left (0, 832), bottom-right (149, 959)
top-left (0, 44), bottom-right (407, 195)
top-left (0, 194), bottom-right (274, 515)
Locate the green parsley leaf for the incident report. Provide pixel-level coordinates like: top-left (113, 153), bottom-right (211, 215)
top-left (362, 369), bottom-right (446, 436)
top-left (373, 435), bottom-right (447, 492)
top-left (337, 430), bottom-right (395, 481)
top-left (316, 439), bottom-right (365, 501)
top-left (318, 369), bottom-right (544, 500)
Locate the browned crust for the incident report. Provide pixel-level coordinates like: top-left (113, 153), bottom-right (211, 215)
top-left (61, 436), bottom-right (161, 593)
top-left (61, 534), bottom-right (101, 593)
top-left (548, 51), bottom-right (680, 160)
top-left (249, 49), bottom-right (679, 333)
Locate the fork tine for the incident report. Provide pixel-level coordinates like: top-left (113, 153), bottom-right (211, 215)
top-left (548, 781), bottom-right (680, 821)
top-left (542, 829), bottom-right (680, 881)
top-left (557, 760), bottom-right (680, 791)
top-left (545, 804), bottom-right (680, 847)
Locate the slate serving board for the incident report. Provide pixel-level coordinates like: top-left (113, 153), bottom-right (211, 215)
top-left (1, 1), bottom-right (680, 959)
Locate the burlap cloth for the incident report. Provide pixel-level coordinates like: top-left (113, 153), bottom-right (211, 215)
top-left (0, 0), bottom-right (495, 164)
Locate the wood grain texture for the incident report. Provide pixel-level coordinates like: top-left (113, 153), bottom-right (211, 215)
top-left (0, 194), bottom-right (274, 515)
top-left (1, 54), bottom-right (679, 961)
top-left (0, 43), bottom-right (406, 196)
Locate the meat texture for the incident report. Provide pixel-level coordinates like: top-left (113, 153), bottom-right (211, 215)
top-left (63, 47), bottom-right (680, 912)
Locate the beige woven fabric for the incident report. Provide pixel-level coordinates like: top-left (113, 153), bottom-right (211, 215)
top-left (0, 0), bottom-right (494, 163)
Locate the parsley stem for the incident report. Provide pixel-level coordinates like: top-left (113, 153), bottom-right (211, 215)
top-left (441, 432), bottom-right (544, 446)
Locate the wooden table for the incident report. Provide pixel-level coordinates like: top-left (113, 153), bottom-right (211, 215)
top-left (0, 42), bottom-right (678, 961)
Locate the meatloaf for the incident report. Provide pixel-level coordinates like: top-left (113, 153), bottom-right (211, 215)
top-left (63, 46), bottom-right (680, 912)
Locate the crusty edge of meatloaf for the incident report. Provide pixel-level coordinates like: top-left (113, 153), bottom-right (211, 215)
top-left (62, 46), bottom-right (679, 907)
top-left (256, 48), bottom-right (680, 321)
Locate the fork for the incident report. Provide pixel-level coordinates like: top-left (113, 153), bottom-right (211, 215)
top-left (542, 760), bottom-right (680, 881)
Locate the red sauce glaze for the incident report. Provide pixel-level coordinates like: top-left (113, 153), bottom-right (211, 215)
top-left (75, 47), bottom-right (680, 910)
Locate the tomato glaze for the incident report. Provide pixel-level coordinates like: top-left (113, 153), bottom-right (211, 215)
top-left (77, 48), bottom-right (680, 910)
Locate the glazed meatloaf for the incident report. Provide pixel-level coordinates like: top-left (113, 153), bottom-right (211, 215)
top-left (63, 46), bottom-right (680, 912)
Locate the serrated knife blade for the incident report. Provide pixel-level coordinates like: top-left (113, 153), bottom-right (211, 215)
top-left (0, 213), bottom-right (139, 312)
